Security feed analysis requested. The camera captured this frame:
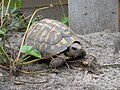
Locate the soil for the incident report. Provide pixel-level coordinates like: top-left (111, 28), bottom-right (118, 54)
top-left (1, 31), bottom-right (120, 90)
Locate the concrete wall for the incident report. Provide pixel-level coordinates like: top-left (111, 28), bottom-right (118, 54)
top-left (21, 0), bottom-right (68, 20)
top-left (21, 0), bottom-right (119, 33)
top-left (69, 0), bottom-right (118, 34)
top-left (119, 0), bottom-right (120, 31)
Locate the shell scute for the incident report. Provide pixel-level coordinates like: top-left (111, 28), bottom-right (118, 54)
top-left (25, 18), bottom-right (78, 55)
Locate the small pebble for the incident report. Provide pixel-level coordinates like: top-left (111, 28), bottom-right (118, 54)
top-left (0, 72), bottom-right (3, 77)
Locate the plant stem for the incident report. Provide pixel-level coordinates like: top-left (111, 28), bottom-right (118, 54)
top-left (59, 0), bottom-right (66, 18)
top-left (19, 55), bottom-right (31, 62)
top-left (21, 14), bottom-right (32, 21)
top-left (0, 45), bottom-right (10, 62)
top-left (21, 59), bottom-right (40, 65)
top-left (0, 54), bottom-right (6, 63)
top-left (14, 2), bottom-right (17, 10)
top-left (1, 0), bottom-right (4, 28)
top-left (18, 70), bottom-right (36, 74)
top-left (14, 6), bottom-right (50, 64)
top-left (6, 0), bottom-right (11, 15)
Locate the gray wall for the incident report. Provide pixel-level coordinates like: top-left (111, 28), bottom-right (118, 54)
top-left (21, 0), bottom-right (119, 34)
top-left (69, 0), bottom-right (118, 34)
top-left (21, 0), bottom-right (68, 20)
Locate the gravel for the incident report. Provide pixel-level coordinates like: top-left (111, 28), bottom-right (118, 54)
top-left (1, 31), bottom-right (120, 90)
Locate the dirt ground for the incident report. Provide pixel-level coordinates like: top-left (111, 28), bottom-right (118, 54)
top-left (1, 31), bottom-right (120, 90)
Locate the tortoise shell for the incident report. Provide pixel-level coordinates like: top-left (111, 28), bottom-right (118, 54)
top-left (25, 18), bottom-right (78, 56)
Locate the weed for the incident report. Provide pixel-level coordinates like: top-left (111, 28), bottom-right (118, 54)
top-left (0, 0), bottom-right (68, 75)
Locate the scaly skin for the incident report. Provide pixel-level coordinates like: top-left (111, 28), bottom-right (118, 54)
top-left (49, 42), bottom-right (86, 68)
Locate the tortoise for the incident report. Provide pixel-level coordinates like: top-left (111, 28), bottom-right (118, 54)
top-left (25, 18), bottom-right (86, 68)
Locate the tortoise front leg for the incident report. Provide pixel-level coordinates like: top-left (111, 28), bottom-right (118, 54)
top-left (49, 53), bottom-right (69, 69)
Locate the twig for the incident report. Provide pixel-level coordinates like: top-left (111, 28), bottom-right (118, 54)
top-left (18, 70), bottom-right (36, 74)
top-left (0, 64), bottom-right (9, 70)
top-left (6, 0), bottom-right (11, 15)
top-left (20, 3), bottom-right (68, 9)
top-left (59, 0), bottom-right (66, 18)
top-left (19, 13), bottom-right (25, 20)
top-left (0, 2), bottom-right (2, 6)
top-left (21, 14), bottom-right (32, 21)
top-left (1, 0), bottom-right (4, 28)
top-left (14, 6), bottom-right (51, 65)
top-left (21, 59), bottom-right (40, 65)
top-left (0, 45), bottom-right (11, 62)
top-left (13, 79), bottom-right (48, 85)
top-left (14, 2), bottom-right (17, 10)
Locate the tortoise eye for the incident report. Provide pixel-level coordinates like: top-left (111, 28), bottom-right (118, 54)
top-left (71, 47), bottom-right (77, 50)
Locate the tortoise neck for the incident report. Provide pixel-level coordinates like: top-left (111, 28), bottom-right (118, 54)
top-left (64, 48), bottom-right (75, 58)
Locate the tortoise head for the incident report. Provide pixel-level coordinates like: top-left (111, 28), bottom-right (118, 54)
top-left (66, 42), bottom-right (86, 58)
